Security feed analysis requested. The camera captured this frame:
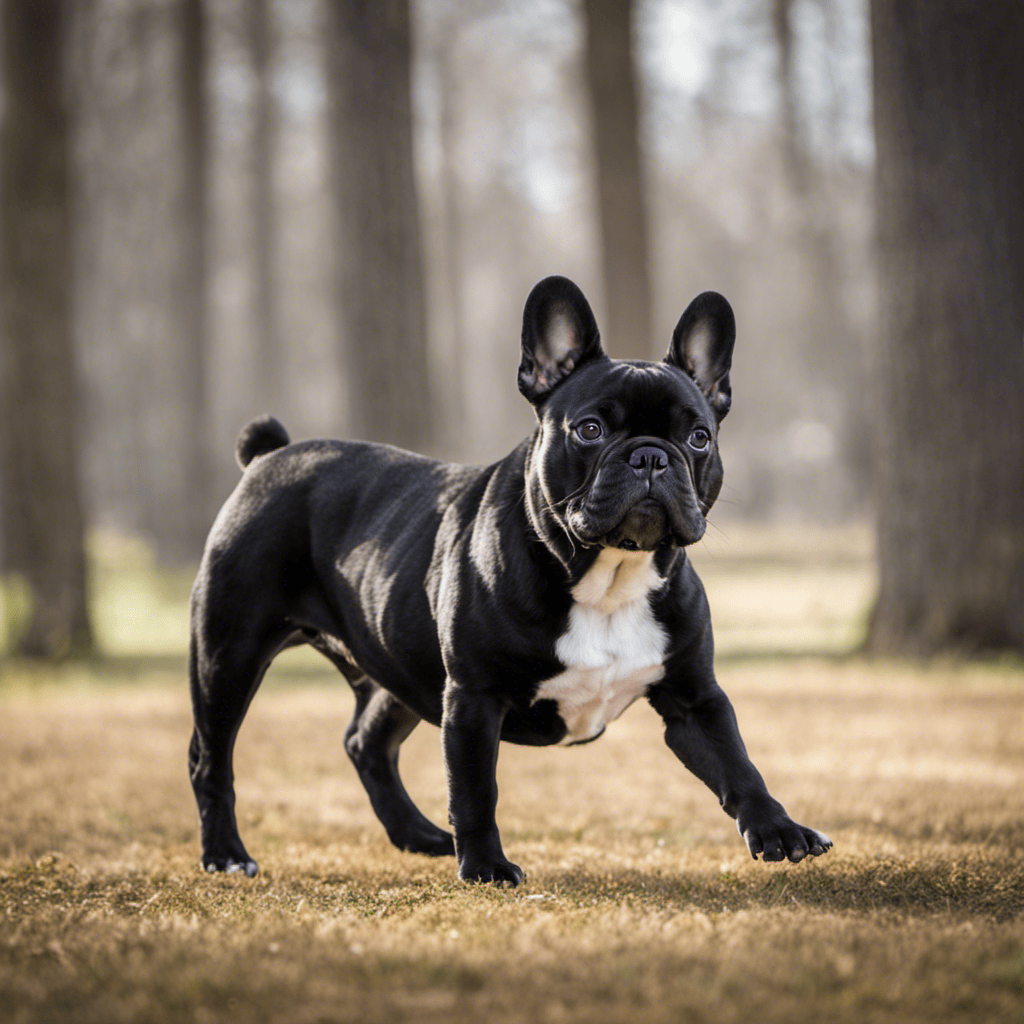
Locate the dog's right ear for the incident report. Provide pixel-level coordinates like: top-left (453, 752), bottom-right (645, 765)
top-left (518, 276), bottom-right (605, 403)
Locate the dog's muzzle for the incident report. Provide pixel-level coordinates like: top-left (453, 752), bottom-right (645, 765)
top-left (564, 440), bottom-right (706, 551)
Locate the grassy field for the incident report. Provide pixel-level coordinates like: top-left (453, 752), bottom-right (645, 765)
top-left (2, 529), bottom-right (1024, 1023)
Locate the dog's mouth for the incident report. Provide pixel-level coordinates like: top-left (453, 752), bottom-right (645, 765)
top-left (560, 449), bottom-right (709, 552)
top-left (567, 494), bottom-right (705, 551)
top-left (603, 499), bottom-right (670, 551)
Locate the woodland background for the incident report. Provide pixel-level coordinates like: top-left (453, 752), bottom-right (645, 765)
top-left (0, 0), bottom-right (874, 654)
top-left (3, 0), bottom-right (1020, 664)
top-left (1, 5), bottom-right (1024, 1024)
top-left (3, 0), bottom-right (1021, 661)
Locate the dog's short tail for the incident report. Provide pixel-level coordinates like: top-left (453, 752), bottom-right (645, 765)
top-left (236, 415), bottom-right (290, 469)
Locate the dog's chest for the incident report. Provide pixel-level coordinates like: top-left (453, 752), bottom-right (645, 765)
top-left (533, 549), bottom-right (667, 745)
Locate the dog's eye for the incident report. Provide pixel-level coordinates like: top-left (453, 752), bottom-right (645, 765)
top-left (688, 427), bottom-right (711, 452)
top-left (576, 420), bottom-right (603, 442)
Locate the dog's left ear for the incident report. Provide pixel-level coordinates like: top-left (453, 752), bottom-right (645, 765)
top-left (666, 292), bottom-right (736, 422)
top-left (519, 276), bottom-right (605, 403)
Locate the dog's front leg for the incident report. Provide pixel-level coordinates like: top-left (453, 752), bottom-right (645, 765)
top-left (442, 680), bottom-right (524, 885)
top-left (648, 682), bottom-right (832, 863)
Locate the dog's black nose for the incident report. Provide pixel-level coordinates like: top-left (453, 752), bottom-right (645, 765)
top-left (628, 445), bottom-right (669, 476)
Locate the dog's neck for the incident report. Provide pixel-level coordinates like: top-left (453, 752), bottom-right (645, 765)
top-left (570, 547), bottom-right (661, 614)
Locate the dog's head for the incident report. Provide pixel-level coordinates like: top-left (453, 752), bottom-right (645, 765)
top-left (519, 276), bottom-right (735, 551)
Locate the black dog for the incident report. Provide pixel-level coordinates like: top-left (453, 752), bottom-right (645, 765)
top-left (188, 275), bottom-right (832, 883)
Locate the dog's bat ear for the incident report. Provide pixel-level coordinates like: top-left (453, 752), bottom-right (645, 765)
top-left (666, 292), bottom-right (735, 422)
top-left (519, 276), bottom-right (605, 403)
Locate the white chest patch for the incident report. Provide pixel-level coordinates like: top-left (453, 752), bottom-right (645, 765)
top-left (534, 549), bottom-right (668, 745)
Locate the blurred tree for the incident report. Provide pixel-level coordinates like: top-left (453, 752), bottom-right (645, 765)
top-left (433, 20), bottom-right (467, 445)
top-left (582, 0), bottom-right (654, 360)
top-left (175, 0), bottom-right (213, 560)
top-left (72, 1), bottom-right (157, 543)
top-left (325, 0), bottom-right (434, 450)
top-left (249, 0), bottom-right (280, 412)
top-left (771, 0), bottom-right (802, 192)
top-left (0, 0), bottom-right (94, 657)
top-left (867, 2), bottom-right (1024, 654)
top-left (770, 0), bottom-right (868, 494)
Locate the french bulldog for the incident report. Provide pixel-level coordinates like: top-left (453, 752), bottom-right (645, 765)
top-left (188, 275), bottom-right (833, 884)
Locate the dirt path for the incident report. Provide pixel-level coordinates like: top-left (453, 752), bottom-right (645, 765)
top-left (2, 657), bottom-right (1023, 1023)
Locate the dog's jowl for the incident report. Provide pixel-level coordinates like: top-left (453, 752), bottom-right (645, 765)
top-left (188, 275), bottom-right (832, 884)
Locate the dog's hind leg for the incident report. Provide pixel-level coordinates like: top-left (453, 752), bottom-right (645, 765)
top-left (188, 616), bottom-right (293, 877)
top-left (344, 677), bottom-right (455, 857)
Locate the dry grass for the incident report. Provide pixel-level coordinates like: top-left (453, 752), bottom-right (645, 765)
top-left (2, 535), bottom-right (1024, 1022)
top-left (3, 658), bottom-right (1023, 1024)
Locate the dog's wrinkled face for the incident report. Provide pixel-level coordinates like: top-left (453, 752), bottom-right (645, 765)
top-left (518, 277), bottom-right (735, 552)
top-left (540, 361), bottom-right (721, 549)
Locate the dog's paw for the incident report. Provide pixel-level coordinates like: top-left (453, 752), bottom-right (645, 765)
top-left (458, 855), bottom-right (525, 887)
top-left (203, 857), bottom-right (259, 877)
top-left (738, 806), bottom-right (833, 864)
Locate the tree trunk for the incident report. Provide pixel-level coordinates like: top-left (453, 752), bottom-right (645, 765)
top-left (771, 0), bottom-right (807, 193)
top-left (434, 27), bottom-right (467, 447)
top-left (866, 1), bottom-right (1024, 654)
top-left (324, 0), bottom-right (433, 450)
top-left (249, 0), bottom-right (280, 414)
top-left (582, 0), bottom-right (654, 360)
top-left (771, 0), bottom-right (868, 498)
top-left (176, 0), bottom-right (212, 560)
top-left (0, 0), bottom-right (93, 658)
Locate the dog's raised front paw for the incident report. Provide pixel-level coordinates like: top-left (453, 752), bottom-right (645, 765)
top-left (458, 855), bottom-right (525, 886)
top-left (738, 805), bottom-right (833, 864)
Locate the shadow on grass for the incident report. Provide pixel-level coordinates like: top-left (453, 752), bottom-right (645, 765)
top-left (6, 843), bottom-right (1024, 927)
top-left (535, 855), bottom-right (1024, 919)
